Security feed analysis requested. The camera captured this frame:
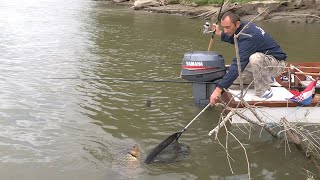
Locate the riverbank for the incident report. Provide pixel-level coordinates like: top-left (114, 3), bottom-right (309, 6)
top-left (111, 0), bottom-right (320, 24)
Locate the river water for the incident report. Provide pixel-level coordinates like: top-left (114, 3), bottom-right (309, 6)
top-left (0, 0), bottom-right (320, 179)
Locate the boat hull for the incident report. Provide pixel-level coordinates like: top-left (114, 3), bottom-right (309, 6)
top-left (231, 106), bottom-right (320, 124)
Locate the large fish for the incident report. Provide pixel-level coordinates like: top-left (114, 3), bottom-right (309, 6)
top-left (111, 142), bottom-right (190, 178)
top-left (111, 144), bottom-right (141, 178)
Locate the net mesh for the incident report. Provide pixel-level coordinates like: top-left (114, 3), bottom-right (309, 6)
top-left (144, 132), bottom-right (181, 164)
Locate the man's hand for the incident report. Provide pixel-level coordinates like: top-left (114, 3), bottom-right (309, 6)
top-left (211, 23), bottom-right (222, 37)
top-left (210, 87), bottom-right (223, 106)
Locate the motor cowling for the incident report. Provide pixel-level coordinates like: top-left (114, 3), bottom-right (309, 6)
top-left (180, 51), bottom-right (226, 82)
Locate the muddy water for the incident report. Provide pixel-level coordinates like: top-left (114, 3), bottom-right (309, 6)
top-left (0, 0), bottom-right (320, 179)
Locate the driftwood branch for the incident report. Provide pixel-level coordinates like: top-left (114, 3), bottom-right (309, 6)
top-left (213, 113), bottom-right (250, 178)
top-left (230, 10), bottom-right (279, 137)
top-left (233, 8), bottom-right (268, 99)
top-left (190, 1), bottom-right (242, 19)
top-left (208, 110), bottom-right (234, 138)
top-left (190, 9), bottom-right (216, 19)
top-left (279, 118), bottom-right (320, 175)
top-left (216, 137), bottom-right (235, 174)
top-left (228, 130), bottom-right (251, 179)
top-left (235, 8), bottom-right (268, 38)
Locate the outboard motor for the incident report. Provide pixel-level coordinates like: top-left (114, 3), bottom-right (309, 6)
top-left (180, 51), bottom-right (226, 105)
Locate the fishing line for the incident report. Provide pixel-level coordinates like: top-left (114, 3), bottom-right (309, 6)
top-left (45, 77), bottom-right (220, 84)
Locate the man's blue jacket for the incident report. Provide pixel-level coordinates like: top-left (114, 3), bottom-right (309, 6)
top-left (217, 21), bottom-right (287, 89)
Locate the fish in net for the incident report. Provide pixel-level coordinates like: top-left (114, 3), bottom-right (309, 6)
top-left (145, 133), bottom-right (190, 164)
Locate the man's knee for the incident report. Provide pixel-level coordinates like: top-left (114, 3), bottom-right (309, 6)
top-left (249, 53), bottom-right (264, 65)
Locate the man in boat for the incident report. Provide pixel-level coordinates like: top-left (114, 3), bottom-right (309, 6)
top-left (209, 11), bottom-right (287, 105)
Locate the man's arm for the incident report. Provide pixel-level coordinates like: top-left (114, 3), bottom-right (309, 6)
top-left (210, 35), bottom-right (258, 106)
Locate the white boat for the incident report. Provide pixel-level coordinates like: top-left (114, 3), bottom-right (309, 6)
top-left (220, 62), bottom-right (320, 124)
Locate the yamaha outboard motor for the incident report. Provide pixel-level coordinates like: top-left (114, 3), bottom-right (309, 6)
top-left (181, 51), bottom-right (226, 105)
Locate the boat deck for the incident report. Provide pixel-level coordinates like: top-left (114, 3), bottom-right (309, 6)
top-left (228, 86), bottom-right (293, 102)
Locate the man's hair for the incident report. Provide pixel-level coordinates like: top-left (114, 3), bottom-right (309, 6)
top-left (221, 11), bottom-right (240, 24)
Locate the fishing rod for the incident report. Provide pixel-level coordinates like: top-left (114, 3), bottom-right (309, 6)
top-left (207, 0), bottom-right (224, 51)
top-left (199, 0), bottom-right (224, 47)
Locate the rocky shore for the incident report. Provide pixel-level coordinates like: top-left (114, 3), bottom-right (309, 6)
top-left (110, 0), bottom-right (320, 24)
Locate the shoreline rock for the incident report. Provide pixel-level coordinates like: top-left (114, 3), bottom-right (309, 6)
top-left (110, 0), bottom-right (320, 24)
